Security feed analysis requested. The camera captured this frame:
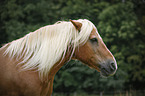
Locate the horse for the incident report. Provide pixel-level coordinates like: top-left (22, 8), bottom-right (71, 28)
top-left (0, 19), bottom-right (117, 96)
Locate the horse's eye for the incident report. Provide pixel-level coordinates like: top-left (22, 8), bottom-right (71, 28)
top-left (90, 38), bottom-right (98, 43)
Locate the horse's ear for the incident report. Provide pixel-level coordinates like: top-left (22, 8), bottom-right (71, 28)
top-left (70, 19), bottom-right (82, 31)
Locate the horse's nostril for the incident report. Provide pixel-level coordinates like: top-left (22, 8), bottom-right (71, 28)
top-left (110, 62), bottom-right (116, 71)
top-left (100, 60), bottom-right (117, 77)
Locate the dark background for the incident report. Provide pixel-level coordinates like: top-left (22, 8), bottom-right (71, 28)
top-left (0, 0), bottom-right (145, 95)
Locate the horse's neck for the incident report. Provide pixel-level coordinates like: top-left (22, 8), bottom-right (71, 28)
top-left (0, 47), bottom-right (9, 65)
top-left (40, 51), bottom-right (72, 96)
top-left (0, 44), bottom-right (72, 79)
top-left (0, 45), bottom-right (73, 96)
top-left (46, 51), bottom-right (72, 81)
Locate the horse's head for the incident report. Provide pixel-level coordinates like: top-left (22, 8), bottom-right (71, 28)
top-left (71, 20), bottom-right (117, 77)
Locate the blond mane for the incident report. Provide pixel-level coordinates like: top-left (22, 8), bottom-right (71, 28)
top-left (3, 19), bottom-right (95, 78)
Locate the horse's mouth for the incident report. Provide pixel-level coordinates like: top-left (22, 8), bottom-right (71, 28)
top-left (100, 68), bottom-right (110, 77)
top-left (99, 59), bottom-right (117, 77)
top-left (100, 67), bottom-right (116, 77)
top-left (87, 62), bottom-right (116, 77)
top-left (90, 66), bottom-right (112, 77)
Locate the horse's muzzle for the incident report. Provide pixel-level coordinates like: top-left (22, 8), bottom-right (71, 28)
top-left (100, 59), bottom-right (117, 77)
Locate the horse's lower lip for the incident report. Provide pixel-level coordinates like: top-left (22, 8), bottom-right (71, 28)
top-left (100, 68), bottom-right (116, 77)
top-left (100, 70), bottom-right (109, 77)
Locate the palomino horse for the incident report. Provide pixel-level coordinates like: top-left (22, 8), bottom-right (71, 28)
top-left (0, 19), bottom-right (117, 96)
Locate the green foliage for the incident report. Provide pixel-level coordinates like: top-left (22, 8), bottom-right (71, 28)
top-left (54, 60), bottom-right (127, 93)
top-left (0, 0), bottom-right (145, 93)
top-left (97, 1), bottom-right (145, 89)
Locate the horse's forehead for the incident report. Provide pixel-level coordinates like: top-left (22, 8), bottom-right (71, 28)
top-left (90, 28), bottom-right (102, 39)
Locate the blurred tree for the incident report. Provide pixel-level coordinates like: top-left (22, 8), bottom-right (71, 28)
top-left (0, 0), bottom-right (94, 42)
top-left (54, 60), bottom-right (126, 94)
top-left (0, 0), bottom-right (145, 94)
top-left (130, 0), bottom-right (145, 89)
top-left (98, 1), bottom-right (145, 90)
top-left (0, 0), bottom-right (8, 46)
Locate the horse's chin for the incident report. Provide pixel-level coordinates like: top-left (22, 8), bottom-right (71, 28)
top-left (100, 70), bottom-right (116, 78)
top-left (87, 64), bottom-right (116, 77)
top-left (100, 71), bottom-right (109, 78)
